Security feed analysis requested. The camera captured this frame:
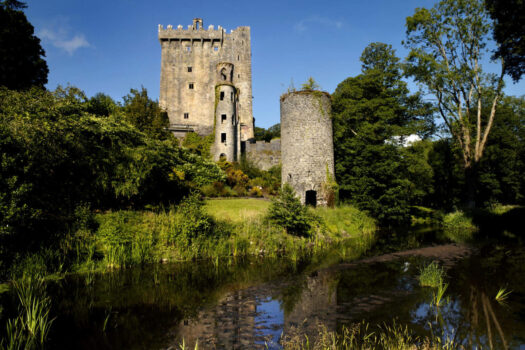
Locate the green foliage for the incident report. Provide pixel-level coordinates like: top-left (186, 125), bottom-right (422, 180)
top-left (495, 287), bottom-right (512, 303)
top-left (315, 205), bottom-right (377, 238)
top-left (122, 86), bottom-right (170, 140)
top-left (1, 277), bottom-right (54, 350)
top-left (267, 184), bottom-right (313, 236)
top-left (485, 0), bottom-right (525, 82)
top-left (0, 1), bottom-right (48, 90)
top-left (87, 92), bottom-right (117, 117)
top-left (0, 87), bottom-right (224, 272)
top-left (404, 0), bottom-right (506, 207)
top-left (419, 261), bottom-right (445, 288)
top-left (173, 193), bottom-right (215, 242)
top-left (253, 123), bottom-right (280, 142)
top-left (442, 211), bottom-right (478, 241)
top-left (181, 132), bottom-right (214, 159)
top-left (282, 320), bottom-right (460, 349)
top-left (300, 77), bottom-right (320, 91)
top-left (332, 43), bottom-right (434, 224)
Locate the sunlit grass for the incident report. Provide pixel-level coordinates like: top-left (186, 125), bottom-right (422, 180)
top-left (204, 198), bottom-right (270, 223)
top-left (281, 320), bottom-right (461, 349)
top-left (419, 261), bottom-right (445, 288)
top-left (495, 287), bottom-right (512, 303)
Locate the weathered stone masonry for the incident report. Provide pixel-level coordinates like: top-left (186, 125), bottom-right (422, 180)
top-left (158, 19), bottom-right (254, 145)
top-left (281, 91), bottom-right (335, 206)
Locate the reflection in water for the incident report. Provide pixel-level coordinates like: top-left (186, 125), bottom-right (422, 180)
top-left (4, 245), bottom-right (524, 349)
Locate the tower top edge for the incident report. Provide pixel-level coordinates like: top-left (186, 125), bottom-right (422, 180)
top-left (158, 21), bottom-right (250, 37)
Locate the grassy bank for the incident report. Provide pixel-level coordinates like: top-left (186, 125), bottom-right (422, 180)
top-left (410, 204), bottom-right (525, 244)
top-left (204, 198), bottom-right (271, 223)
top-left (5, 198), bottom-right (377, 280)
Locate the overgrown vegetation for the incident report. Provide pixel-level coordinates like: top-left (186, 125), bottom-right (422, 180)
top-left (0, 86), bottom-right (223, 279)
top-left (1, 277), bottom-right (54, 350)
top-left (281, 321), bottom-right (460, 350)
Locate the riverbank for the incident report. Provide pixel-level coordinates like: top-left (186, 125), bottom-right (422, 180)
top-left (3, 198), bottom-right (377, 281)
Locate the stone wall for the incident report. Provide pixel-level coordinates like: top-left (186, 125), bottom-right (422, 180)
top-left (280, 91), bottom-right (334, 206)
top-left (158, 19), bottom-right (254, 141)
top-left (244, 139), bottom-right (281, 170)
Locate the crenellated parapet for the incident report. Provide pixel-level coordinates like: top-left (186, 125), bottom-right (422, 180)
top-left (158, 18), bottom-right (249, 43)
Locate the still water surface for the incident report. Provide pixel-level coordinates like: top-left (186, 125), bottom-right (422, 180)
top-left (6, 234), bottom-right (525, 349)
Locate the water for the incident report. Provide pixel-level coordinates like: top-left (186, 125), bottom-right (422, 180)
top-left (2, 235), bottom-right (525, 349)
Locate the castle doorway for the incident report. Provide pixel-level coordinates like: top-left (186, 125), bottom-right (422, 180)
top-left (305, 190), bottom-right (317, 207)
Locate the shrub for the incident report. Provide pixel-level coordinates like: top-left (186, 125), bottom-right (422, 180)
top-left (173, 193), bottom-right (215, 241)
top-left (267, 184), bottom-right (312, 236)
top-left (442, 210), bottom-right (478, 243)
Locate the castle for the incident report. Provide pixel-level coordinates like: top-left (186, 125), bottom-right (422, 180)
top-left (158, 19), bottom-right (334, 206)
top-left (158, 18), bottom-right (254, 162)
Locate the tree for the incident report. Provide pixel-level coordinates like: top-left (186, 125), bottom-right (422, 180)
top-left (476, 95), bottom-right (525, 204)
top-left (254, 123), bottom-right (280, 142)
top-left (267, 184), bottom-right (312, 236)
top-left (404, 0), bottom-right (506, 207)
top-left (332, 43), bottom-right (433, 224)
top-left (0, 0), bottom-right (48, 90)
top-left (87, 92), bottom-right (118, 117)
top-left (485, 0), bottom-right (525, 82)
top-left (122, 87), bottom-right (170, 140)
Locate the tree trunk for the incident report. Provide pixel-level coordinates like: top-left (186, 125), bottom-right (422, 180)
top-left (464, 164), bottom-right (478, 209)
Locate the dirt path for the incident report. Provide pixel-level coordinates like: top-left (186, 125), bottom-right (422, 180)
top-left (329, 243), bottom-right (475, 272)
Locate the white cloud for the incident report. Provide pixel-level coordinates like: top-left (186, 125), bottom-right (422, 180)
top-left (39, 23), bottom-right (90, 55)
top-left (294, 16), bottom-right (343, 32)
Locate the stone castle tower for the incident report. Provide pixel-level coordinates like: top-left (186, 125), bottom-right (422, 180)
top-left (158, 18), bottom-right (254, 157)
top-left (281, 91), bottom-right (335, 206)
top-left (213, 62), bottom-right (240, 161)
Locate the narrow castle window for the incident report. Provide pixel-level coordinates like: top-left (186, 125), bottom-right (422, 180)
top-left (184, 113), bottom-right (189, 119)
top-left (237, 55), bottom-right (240, 61)
top-left (221, 133), bottom-right (226, 143)
top-left (238, 74), bottom-right (240, 78)
top-left (220, 91), bottom-right (224, 100)
top-left (221, 114), bottom-right (227, 123)
top-left (187, 67), bottom-right (192, 72)
top-left (189, 83), bottom-right (194, 89)
top-left (230, 92), bottom-right (233, 101)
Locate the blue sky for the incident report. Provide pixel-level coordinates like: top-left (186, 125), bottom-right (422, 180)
top-left (25, 0), bottom-right (524, 128)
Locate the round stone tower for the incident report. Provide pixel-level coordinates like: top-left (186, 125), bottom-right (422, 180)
top-left (214, 62), bottom-right (239, 161)
top-left (280, 91), bottom-right (335, 206)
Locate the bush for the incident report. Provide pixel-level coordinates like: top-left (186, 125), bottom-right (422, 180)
top-left (173, 193), bottom-right (215, 241)
top-left (266, 184), bottom-right (312, 236)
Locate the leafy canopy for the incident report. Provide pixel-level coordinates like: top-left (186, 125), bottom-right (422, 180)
top-left (332, 42), bottom-right (434, 224)
top-left (0, 0), bottom-right (48, 90)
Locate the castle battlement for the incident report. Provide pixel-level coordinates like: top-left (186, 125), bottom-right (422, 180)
top-left (158, 19), bottom-right (249, 42)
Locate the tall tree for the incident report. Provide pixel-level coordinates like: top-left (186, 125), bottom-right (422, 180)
top-left (404, 0), bottom-right (505, 206)
top-left (122, 87), bottom-right (170, 140)
top-left (485, 0), bottom-right (525, 82)
top-left (0, 0), bottom-right (48, 90)
top-left (333, 43), bottom-right (433, 224)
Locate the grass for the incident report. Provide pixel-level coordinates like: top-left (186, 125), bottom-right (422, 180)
top-left (4, 198), bottom-right (378, 285)
top-left (431, 282), bottom-right (449, 308)
top-left (495, 287), bottom-right (512, 303)
top-left (280, 321), bottom-right (461, 350)
top-left (11, 199), bottom-right (375, 275)
top-left (1, 277), bottom-right (55, 350)
top-left (204, 198), bottom-right (270, 223)
top-left (418, 261), bottom-right (445, 288)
